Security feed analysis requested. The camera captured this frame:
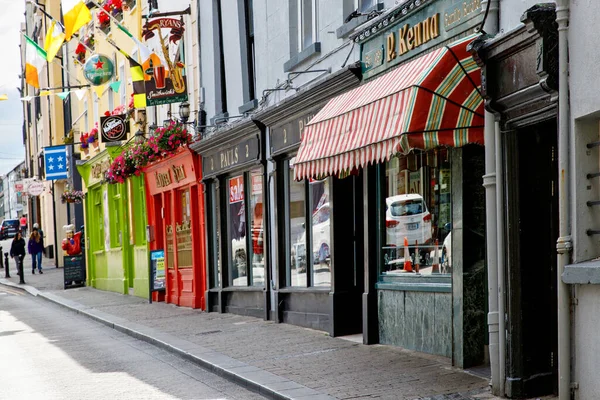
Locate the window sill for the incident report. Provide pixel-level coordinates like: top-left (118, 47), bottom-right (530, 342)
top-left (563, 260), bottom-right (600, 284)
top-left (221, 286), bottom-right (265, 292)
top-left (238, 99), bottom-right (259, 114)
top-left (278, 287), bottom-right (331, 293)
top-left (377, 273), bottom-right (452, 293)
top-left (283, 42), bottom-right (321, 72)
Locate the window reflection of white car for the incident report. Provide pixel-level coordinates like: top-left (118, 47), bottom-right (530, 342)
top-left (385, 194), bottom-right (433, 247)
top-left (292, 203), bottom-right (331, 272)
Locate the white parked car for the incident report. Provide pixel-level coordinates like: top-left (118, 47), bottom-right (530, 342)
top-left (293, 202), bottom-right (331, 272)
top-left (385, 194), bottom-right (433, 248)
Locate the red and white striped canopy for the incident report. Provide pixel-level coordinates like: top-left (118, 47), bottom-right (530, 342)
top-left (294, 35), bottom-right (484, 180)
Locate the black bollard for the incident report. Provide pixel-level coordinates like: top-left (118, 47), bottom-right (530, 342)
top-left (17, 255), bottom-right (25, 284)
top-left (1, 248), bottom-right (7, 279)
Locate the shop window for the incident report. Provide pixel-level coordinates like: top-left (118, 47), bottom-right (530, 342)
top-left (228, 174), bottom-right (248, 286)
top-left (131, 176), bottom-right (146, 246)
top-left (298, 0), bottom-right (317, 50)
top-left (109, 184), bottom-right (121, 248)
top-left (249, 168), bottom-right (264, 286)
top-left (381, 150), bottom-right (452, 278)
top-left (165, 192), bottom-right (174, 269)
top-left (92, 187), bottom-right (104, 250)
top-left (285, 159), bottom-right (331, 288)
top-left (176, 189), bottom-right (192, 268)
top-left (208, 180), bottom-right (221, 288)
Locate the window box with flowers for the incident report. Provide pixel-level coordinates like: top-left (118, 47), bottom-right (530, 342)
top-left (79, 124), bottom-right (99, 155)
top-left (61, 189), bottom-right (86, 204)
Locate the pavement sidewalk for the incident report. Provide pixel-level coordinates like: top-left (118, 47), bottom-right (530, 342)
top-left (0, 256), bottom-right (500, 400)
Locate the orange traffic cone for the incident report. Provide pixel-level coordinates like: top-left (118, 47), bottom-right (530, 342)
top-left (432, 239), bottom-right (440, 273)
top-left (414, 240), bottom-right (420, 273)
top-left (403, 237), bottom-right (413, 272)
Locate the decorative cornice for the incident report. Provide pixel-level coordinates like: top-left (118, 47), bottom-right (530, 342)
top-left (350, 0), bottom-right (432, 44)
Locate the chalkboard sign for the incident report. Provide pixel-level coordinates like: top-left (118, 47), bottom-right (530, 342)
top-left (150, 249), bottom-right (166, 292)
top-left (64, 254), bottom-right (86, 289)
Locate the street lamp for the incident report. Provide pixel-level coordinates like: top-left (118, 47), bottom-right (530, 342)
top-left (179, 101), bottom-right (190, 123)
top-left (148, 123), bottom-right (157, 137)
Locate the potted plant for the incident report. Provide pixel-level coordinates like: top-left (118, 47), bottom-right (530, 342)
top-left (97, 8), bottom-right (111, 33)
top-left (64, 129), bottom-right (75, 144)
top-left (79, 132), bottom-right (90, 155)
top-left (147, 121), bottom-right (193, 158)
top-left (61, 189), bottom-right (86, 204)
top-left (88, 126), bottom-right (99, 150)
top-left (75, 43), bottom-right (86, 64)
top-left (123, 0), bottom-right (135, 11)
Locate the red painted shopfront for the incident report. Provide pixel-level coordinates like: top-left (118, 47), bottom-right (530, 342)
top-left (144, 147), bottom-right (206, 309)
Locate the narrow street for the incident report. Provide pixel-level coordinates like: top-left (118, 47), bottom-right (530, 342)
top-left (0, 285), bottom-right (265, 400)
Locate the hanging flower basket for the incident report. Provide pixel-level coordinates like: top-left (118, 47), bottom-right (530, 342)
top-left (61, 190), bottom-right (86, 204)
top-left (75, 43), bottom-right (86, 64)
top-left (105, 122), bottom-right (192, 184)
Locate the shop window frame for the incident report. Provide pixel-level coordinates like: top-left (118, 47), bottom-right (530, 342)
top-left (92, 186), bottom-right (104, 250)
top-left (207, 179), bottom-right (221, 289)
top-left (109, 183), bottom-right (122, 248)
top-left (280, 158), bottom-right (332, 289)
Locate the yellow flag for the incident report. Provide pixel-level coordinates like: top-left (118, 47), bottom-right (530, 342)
top-left (0, 94), bottom-right (8, 101)
top-left (44, 21), bottom-right (66, 62)
top-left (63, 1), bottom-right (92, 41)
top-left (39, 91), bottom-right (52, 96)
top-left (94, 85), bottom-right (105, 98)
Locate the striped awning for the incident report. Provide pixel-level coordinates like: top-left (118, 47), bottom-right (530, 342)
top-left (294, 35), bottom-right (484, 180)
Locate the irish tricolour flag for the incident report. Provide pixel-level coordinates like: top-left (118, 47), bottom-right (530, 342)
top-left (25, 35), bottom-right (47, 89)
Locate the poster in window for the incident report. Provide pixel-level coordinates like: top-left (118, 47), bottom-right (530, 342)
top-left (229, 175), bottom-right (244, 204)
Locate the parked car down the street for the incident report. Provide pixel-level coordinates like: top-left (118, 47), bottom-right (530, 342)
top-left (1, 219), bottom-right (20, 240)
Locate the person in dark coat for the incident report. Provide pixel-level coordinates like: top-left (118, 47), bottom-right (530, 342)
top-left (28, 228), bottom-right (44, 274)
top-left (10, 231), bottom-right (26, 275)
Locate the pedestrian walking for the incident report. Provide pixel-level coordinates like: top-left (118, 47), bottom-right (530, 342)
top-left (19, 215), bottom-right (27, 236)
top-left (10, 231), bottom-right (26, 281)
top-left (28, 227), bottom-right (44, 274)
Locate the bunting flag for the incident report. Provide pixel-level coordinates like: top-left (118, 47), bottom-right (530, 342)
top-left (39, 91), bottom-right (52, 96)
top-left (44, 20), bottom-right (66, 62)
top-left (56, 91), bottom-right (70, 100)
top-left (74, 88), bottom-right (87, 101)
top-left (63, 1), bottom-right (92, 41)
top-left (25, 35), bottom-right (47, 89)
top-left (0, 94), bottom-right (8, 101)
top-left (109, 81), bottom-right (121, 93)
top-left (93, 84), bottom-right (105, 98)
top-left (21, 96), bottom-right (33, 102)
top-left (129, 58), bottom-right (146, 108)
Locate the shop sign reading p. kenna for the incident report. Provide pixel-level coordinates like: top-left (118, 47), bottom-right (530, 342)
top-left (358, 0), bottom-right (482, 79)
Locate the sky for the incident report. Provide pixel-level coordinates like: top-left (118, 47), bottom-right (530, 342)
top-left (0, 0), bottom-right (26, 175)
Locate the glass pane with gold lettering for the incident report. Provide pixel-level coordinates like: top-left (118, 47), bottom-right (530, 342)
top-left (165, 193), bottom-right (174, 269)
top-left (289, 164), bottom-right (306, 287)
top-left (309, 178), bottom-right (331, 287)
top-left (176, 189), bottom-right (192, 268)
top-left (249, 168), bottom-right (265, 286)
top-left (229, 175), bottom-right (248, 286)
top-left (381, 150), bottom-right (452, 278)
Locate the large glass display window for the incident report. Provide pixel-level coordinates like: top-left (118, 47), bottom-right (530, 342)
top-left (381, 149), bottom-right (453, 278)
top-left (285, 159), bottom-right (332, 288)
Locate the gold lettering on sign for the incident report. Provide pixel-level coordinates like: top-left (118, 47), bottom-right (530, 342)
top-left (220, 147), bottom-right (240, 168)
top-left (386, 32), bottom-right (396, 61)
top-left (155, 170), bottom-right (172, 188)
top-left (384, 13), bottom-right (440, 59)
top-left (166, 225), bottom-right (173, 234)
top-left (172, 165), bottom-right (186, 183)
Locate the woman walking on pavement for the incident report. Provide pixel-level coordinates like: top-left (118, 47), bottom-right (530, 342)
top-left (28, 227), bottom-right (43, 274)
top-left (10, 231), bottom-right (26, 276)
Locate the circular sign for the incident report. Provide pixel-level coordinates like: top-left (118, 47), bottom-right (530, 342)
top-left (83, 54), bottom-right (115, 86)
top-left (101, 115), bottom-right (127, 142)
top-left (28, 181), bottom-right (44, 196)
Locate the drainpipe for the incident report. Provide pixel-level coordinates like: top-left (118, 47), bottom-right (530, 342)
top-left (479, 0), bottom-right (501, 395)
top-left (555, 2), bottom-right (571, 400)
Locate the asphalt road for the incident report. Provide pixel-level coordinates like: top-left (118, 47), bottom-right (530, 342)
top-left (0, 285), bottom-right (265, 400)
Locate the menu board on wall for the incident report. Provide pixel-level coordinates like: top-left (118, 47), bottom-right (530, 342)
top-left (150, 249), bottom-right (166, 292)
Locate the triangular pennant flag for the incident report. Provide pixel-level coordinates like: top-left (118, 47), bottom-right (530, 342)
top-left (93, 84), bottom-right (105, 98)
top-left (44, 20), bottom-right (66, 62)
top-left (39, 91), bottom-right (52, 96)
top-left (129, 58), bottom-right (146, 108)
top-left (56, 91), bottom-right (70, 100)
top-left (74, 88), bottom-right (87, 101)
top-left (109, 81), bottom-right (121, 93)
top-left (0, 94), bottom-right (8, 101)
top-left (20, 96), bottom-right (33, 102)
